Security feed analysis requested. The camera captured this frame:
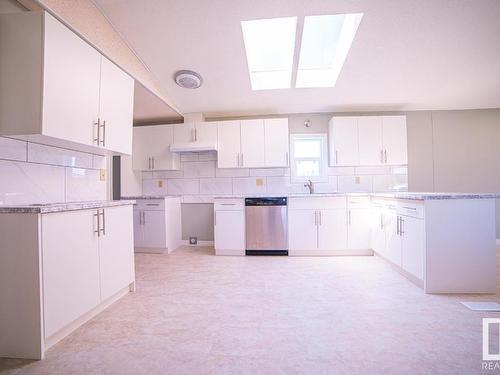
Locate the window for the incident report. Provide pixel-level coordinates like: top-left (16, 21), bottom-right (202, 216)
top-left (290, 134), bottom-right (328, 183)
top-left (241, 17), bottom-right (297, 90)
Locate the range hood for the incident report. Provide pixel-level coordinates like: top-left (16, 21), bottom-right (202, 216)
top-left (169, 142), bottom-right (218, 153)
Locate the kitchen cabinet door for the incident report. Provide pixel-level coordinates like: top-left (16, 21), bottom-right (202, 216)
top-left (195, 122), bottom-right (218, 145)
top-left (318, 209), bottom-right (348, 250)
top-left (348, 208), bottom-right (372, 249)
top-left (42, 12), bottom-right (101, 147)
top-left (358, 116), bottom-right (383, 166)
top-left (288, 210), bottom-right (318, 250)
top-left (98, 56), bottom-right (134, 155)
top-left (98, 206), bottom-right (135, 301)
top-left (41, 210), bottom-right (101, 338)
top-left (217, 121), bottom-right (241, 168)
top-left (240, 119), bottom-right (265, 168)
top-left (173, 123), bottom-right (195, 143)
top-left (329, 117), bottom-right (359, 166)
top-left (384, 212), bottom-right (402, 266)
top-left (382, 116), bottom-right (407, 165)
top-left (132, 127), bottom-right (151, 171)
top-left (142, 210), bottom-right (167, 248)
top-left (371, 208), bottom-right (386, 256)
top-left (264, 118), bottom-right (289, 167)
top-left (401, 216), bottom-right (425, 280)
top-left (133, 208), bottom-right (145, 247)
top-left (214, 210), bottom-right (245, 251)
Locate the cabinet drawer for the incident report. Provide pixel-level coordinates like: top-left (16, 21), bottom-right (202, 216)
top-left (397, 201), bottom-right (424, 219)
top-left (348, 195), bottom-right (371, 208)
top-left (289, 196), bottom-right (346, 210)
top-left (214, 198), bottom-right (244, 211)
top-left (134, 199), bottom-right (165, 211)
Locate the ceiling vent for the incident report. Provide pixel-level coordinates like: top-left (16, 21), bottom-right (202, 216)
top-left (174, 70), bottom-right (203, 89)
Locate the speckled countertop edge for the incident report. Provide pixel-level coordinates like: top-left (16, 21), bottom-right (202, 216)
top-left (121, 195), bottom-right (181, 200)
top-left (0, 200), bottom-right (136, 214)
top-left (213, 193), bottom-right (500, 200)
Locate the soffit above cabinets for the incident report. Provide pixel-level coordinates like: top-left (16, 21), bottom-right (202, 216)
top-left (134, 82), bottom-right (183, 125)
top-left (94, 0), bottom-right (500, 117)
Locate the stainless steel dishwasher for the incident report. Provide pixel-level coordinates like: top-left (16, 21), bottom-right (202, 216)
top-left (245, 197), bottom-right (288, 255)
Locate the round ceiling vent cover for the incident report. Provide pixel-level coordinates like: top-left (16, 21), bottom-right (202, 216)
top-left (174, 70), bottom-right (203, 89)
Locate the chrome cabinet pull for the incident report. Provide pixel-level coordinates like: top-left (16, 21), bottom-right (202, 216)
top-left (237, 153), bottom-right (240, 167)
top-left (384, 149), bottom-right (388, 163)
top-left (152, 157), bottom-right (155, 170)
top-left (94, 118), bottom-right (100, 145)
top-left (241, 153), bottom-right (244, 166)
top-left (99, 210), bottom-right (105, 236)
top-left (314, 211), bottom-right (318, 226)
top-left (94, 210), bottom-right (100, 237)
top-left (214, 211), bottom-right (217, 226)
top-left (396, 216), bottom-right (400, 235)
top-left (348, 210), bottom-right (351, 225)
top-left (143, 211), bottom-right (146, 225)
top-left (194, 128), bottom-right (197, 141)
top-left (380, 150), bottom-right (384, 164)
top-left (138, 210), bottom-right (142, 225)
top-left (101, 120), bottom-right (106, 147)
top-left (146, 203), bottom-right (160, 206)
top-left (400, 218), bottom-right (404, 235)
top-left (403, 206), bottom-right (417, 211)
top-left (286, 151), bottom-right (289, 166)
top-left (319, 211), bottom-right (322, 226)
top-left (335, 151), bottom-right (339, 164)
top-left (148, 157), bottom-right (151, 170)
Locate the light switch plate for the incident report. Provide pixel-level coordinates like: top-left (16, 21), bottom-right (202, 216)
top-left (99, 169), bottom-right (106, 181)
top-left (256, 178), bottom-right (264, 186)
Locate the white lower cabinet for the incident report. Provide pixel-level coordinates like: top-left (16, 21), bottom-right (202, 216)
top-left (41, 209), bottom-right (101, 338)
top-left (318, 209), bottom-right (347, 250)
top-left (400, 215), bottom-right (425, 280)
top-left (132, 198), bottom-right (181, 253)
top-left (0, 204), bottom-right (135, 360)
top-left (288, 209), bottom-right (318, 250)
top-left (214, 199), bottom-right (245, 255)
top-left (384, 211), bottom-right (402, 266)
top-left (347, 208), bottom-right (371, 249)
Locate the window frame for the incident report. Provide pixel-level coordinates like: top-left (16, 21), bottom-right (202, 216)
top-left (290, 133), bottom-right (328, 183)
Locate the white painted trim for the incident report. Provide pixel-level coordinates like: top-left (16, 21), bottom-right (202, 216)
top-left (181, 240), bottom-right (214, 247)
top-left (288, 249), bottom-right (374, 256)
top-left (215, 249), bottom-right (245, 256)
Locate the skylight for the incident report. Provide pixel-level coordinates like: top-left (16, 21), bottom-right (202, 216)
top-left (241, 17), bottom-right (297, 90)
top-left (296, 13), bottom-right (363, 88)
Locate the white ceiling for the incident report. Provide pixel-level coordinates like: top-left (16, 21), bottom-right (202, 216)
top-left (96, 0), bottom-right (500, 117)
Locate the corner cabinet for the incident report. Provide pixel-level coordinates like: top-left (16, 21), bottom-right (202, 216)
top-left (0, 11), bottom-right (134, 155)
top-left (0, 204), bottom-right (135, 360)
top-left (329, 115), bottom-right (407, 166)
top-left (132, 125), bottom-right (180, 171)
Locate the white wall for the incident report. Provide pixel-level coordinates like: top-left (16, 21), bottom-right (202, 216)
top-left (0, 137), bottom-right (107, 205)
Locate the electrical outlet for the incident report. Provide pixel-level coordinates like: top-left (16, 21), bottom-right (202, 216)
top-left (189, 237), bottom-right (197, 245)
top-left (355, 176), bottom-right (361, 184)
top-left (99, 169), bottom-right (106, 181)
top-left (158, 180), bottom-right (164, 188)
top-left (256, 178), bottom-right (264, 186)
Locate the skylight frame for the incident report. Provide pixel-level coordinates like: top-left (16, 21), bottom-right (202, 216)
top-left (241, 16), bottom-right (298, 90)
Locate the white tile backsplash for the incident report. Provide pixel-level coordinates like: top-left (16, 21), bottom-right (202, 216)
top-left (338, 175), bottom-right (373, 193)
top-left (28, 143), bottom-right (93, 169)
top-left (249, 168), bottom-right (287, 177)
top-left (266, 176), bottom-right (308, 194)
top-left (167, 178), bottom-right (200, 195)
top-left (183, 161), bottom-right (216, 178)
top-left (199, 178), bottom-right (232, 195)
top-left (232, 177), bottom-right (267, 195)
top-left (0, 160), bottom-right (65, 204)
top-left (0, 137), bottom-right (107, 205)
top-left (142, 179), bottom-right (168, 196)
top-left (355, 166), bottom-right (392, 175)
top-left (197, 151), bottom-right (217, 161)
top-left (327, 166), bottom-right (356, 176)
top-left (215, 168), bottom-right (250, 178)
top-left (65, 168), bottom-right (106, 202)
top-left (0, 137), bottom-right (26, 162)
top-left (180, 153), bottom-right (199, 162)
top-left (153, 170), bottom-right (183, 179)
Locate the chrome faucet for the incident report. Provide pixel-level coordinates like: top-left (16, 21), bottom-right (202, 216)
top-left (304, 180), bottom-right (314, 194)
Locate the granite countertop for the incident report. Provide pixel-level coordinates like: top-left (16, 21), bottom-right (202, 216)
top-left (121, 195), bottom-right (181, 200)
top-left (0, 200), bottom-right (136, 214)
top-left (213, 193), bottom-right (500, 201)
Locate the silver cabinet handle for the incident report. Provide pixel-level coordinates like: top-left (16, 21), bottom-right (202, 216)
top-left (146, 203), bottom-right (160, 206)
top-left (335, 150), bottom-right (339, 164)
top-left (138, 210), bottom-right (142, 225)
top-left (384, 149), bottom-right (388, 163)
top-left (214, 211), bottom-right (217, 226)
top-left (152, 157), bottom-right (155, 170)
top-left (99, 210), bottom-right (105, 236)
top-left (318, 211), bottom-right (322, 226)
top-left (403, 206), bottom-right (417, 211)
top-left (348, 209), bottom-right (351, 225)
top-left (396, 216), bottom-right (400, 236)
top-left (314, 211), bottom-right (318, 226)
top-left (400, 218), bottom-right (404, 235)
top-left (148, 157), bottom-right (151, 170)
top-left (241, 153), bottom-right (244, 167)
top-left (101, 120), bottom-right (106, 147)
top-left (94, 210), bottom-right (100, 237)
top-left (286, 151), bottom-right (289, 166)
top-left (143, 211), bottom-right (146, 225)
top-left (380, 150), bottom-right (384, 164)
top-left (94, 118), bottom-right (100, 145)
top-left (194, 128), bottom-right (197, 141)
top-left (191, 128), bottom-right (195, 142)
top-left (237, 153), bottom-right (240, 167)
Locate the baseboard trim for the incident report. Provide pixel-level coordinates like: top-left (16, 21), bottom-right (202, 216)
top-left (288, 249), bottom-right (374, 257)
top-left (181, 240), bottom-right (214, 246)
top-left (215, 249), bottom-right (245, 256)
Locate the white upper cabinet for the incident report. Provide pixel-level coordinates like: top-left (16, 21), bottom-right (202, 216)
top-left (358, 116), bottom-right (383, 165)
top-left (382, 116), bottom-right (407, 165)
top-left (173, 123), bottom-right (195, 143)
top-left (264, 118), bottom-right (289, 167)
top-left (329, 117), bottom-right (359, 166)
top-left (329, 115), bottom-right (407, 166)
top-left (0, 12), bottom-right (134, 154)
top-left (173, 122), bottom-right (218, 145)
top-left (99, 57), bottom-right (135, 155)
top-left (240, 119), bottom-right (265, 168)
top-left (132, 125), bottom-right (180, 170)
top-left (217, 120), bottom-right (242, 168)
